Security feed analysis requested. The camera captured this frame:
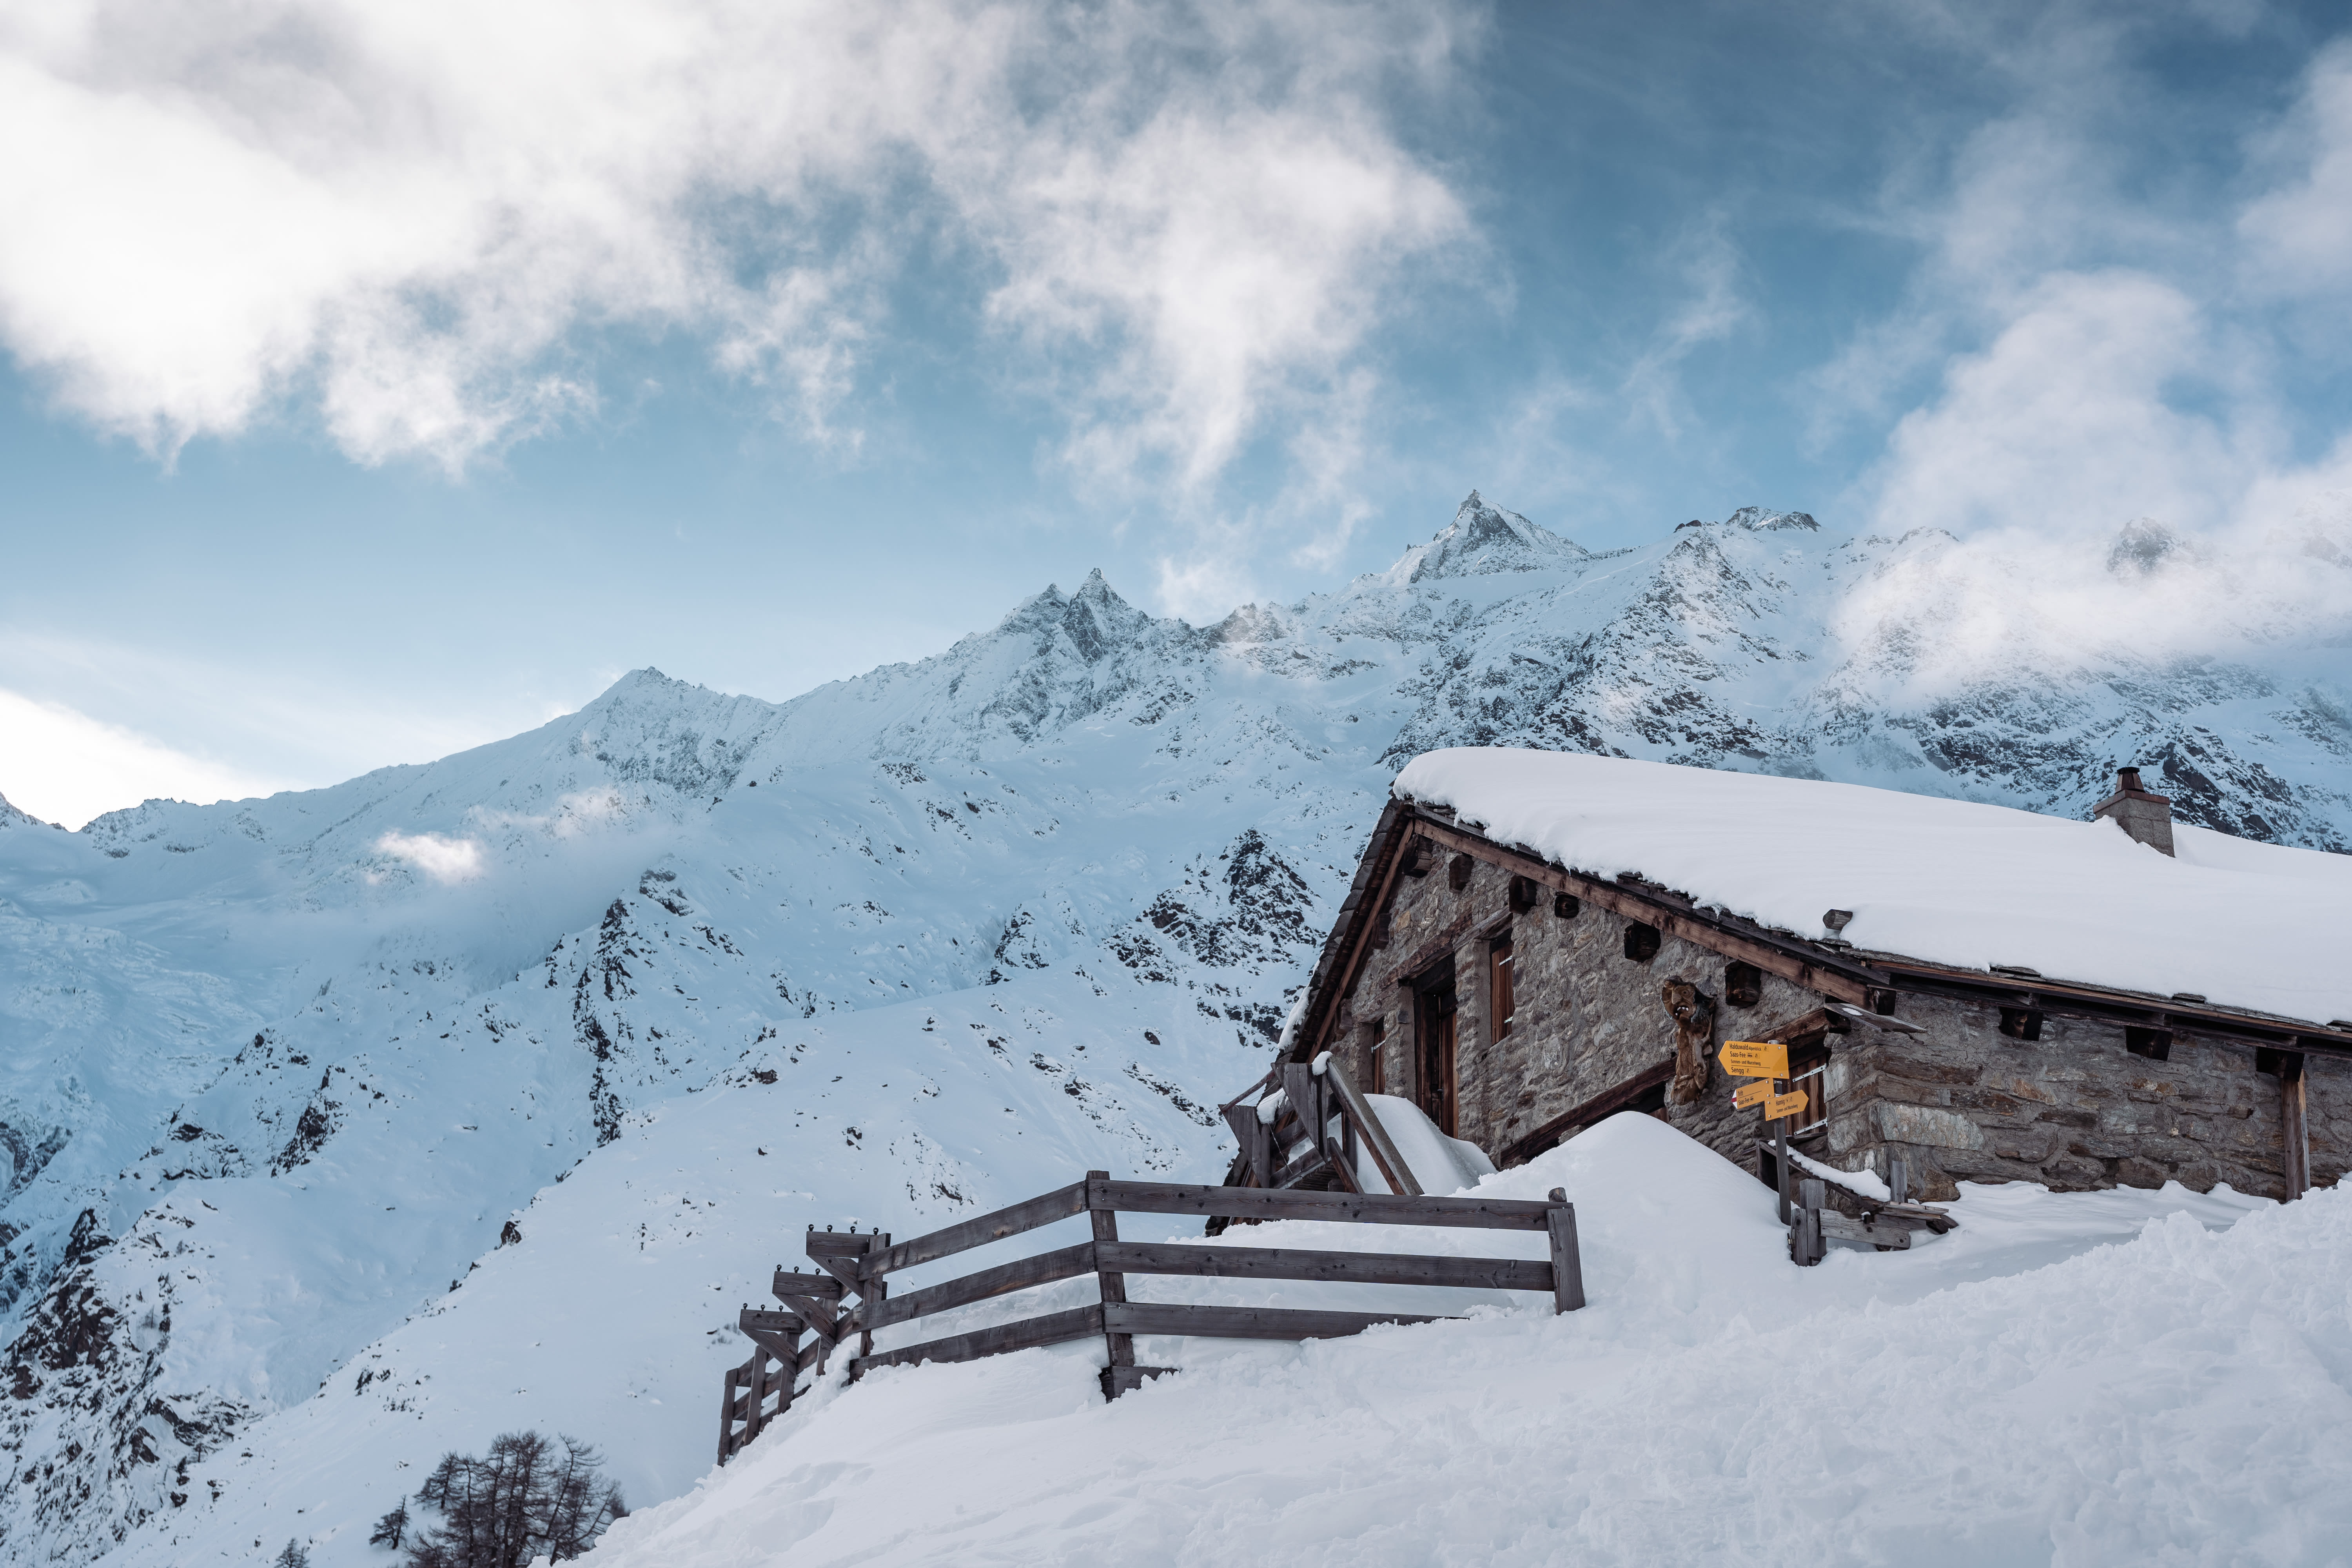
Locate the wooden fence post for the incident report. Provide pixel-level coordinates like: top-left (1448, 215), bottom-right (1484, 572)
top-left (1087, 1171), bottom-right (1136, 1400)
top-left (1775, 1127), bottom-right (1792, 1225)
top-left (1794, 1178), bottom-right (1825, 1267)
top-left (2283, 1053), bottom-right (2310, 1200)
top-left (1546, 1188), bottom-right (1584, 1312)
top-left (717, 1361), bottom-right (742, 1467)
top-left (859, 1234), bottom-right (888, 1368)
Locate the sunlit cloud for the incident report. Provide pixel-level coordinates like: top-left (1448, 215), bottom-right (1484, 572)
top-left (0, 688), bottom-right (289, 829)
top-left (0, 0), bottom-right (1474, 499)
top-left (374, 829), bottom-right (486, 884)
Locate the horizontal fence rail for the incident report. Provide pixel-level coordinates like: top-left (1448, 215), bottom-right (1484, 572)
top-left (718, 1171), bottom-right (1585, 1465)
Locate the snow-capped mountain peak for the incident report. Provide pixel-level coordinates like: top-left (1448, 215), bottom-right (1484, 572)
top-left (2, 488), bottom-right (2346, 1565)
top-left (1401, 491), bottom-right (1597, 581)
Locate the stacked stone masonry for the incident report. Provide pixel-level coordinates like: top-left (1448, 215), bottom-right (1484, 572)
top-left (1329, 832), bottom-right (2341, 1203)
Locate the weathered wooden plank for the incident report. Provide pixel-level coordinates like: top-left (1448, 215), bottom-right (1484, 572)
top-left (804, 1230), bottom-right (873, 1254)
top-left (1096, 1180), bottom-right (1557, 1229)
top-left (1819, 1212), bottom-right (1911, 1250)
top-left (740, 1306), bottom-right (804, 1333)
top-left (862, 1182), bottom-right (1089, 1279)
top-left (717, 1365), bottom-right (741, 1466)
top-left (1281, 1063), bottom-right (1321, 1154)
top-left (1270, 1140), bottom-right (1334, 1191)
top-left (778, 1298), bottom-right (841, 1344)
top-left (1546, 1189), bottom-right (1584, 1312)
top-left (1094, 1240), bottom-right (1551, 1292)
top-left (1100, 1364), bottom-right (1177, 1400)
top-left (769, 1270), bottom-right (843, 1302)
top-left (1087, 1172), bottom-right (1135, 1383)
top-left (2283, 1052), bottom-right (2310, 1200)
top-left (1321, 1133), bottom-right (1363, 1195)
top-left (1321, 1057), bottom-right (1419, 1196)
top-left (804, 1231), bottom-right (871, 1293)
top-left (1100, 1301), bottom-right (1452, 1341)
top-left (858, 1241), bottom-right (1097, 1330)
top-left (849, 1303), bottom-right (1106, 1375)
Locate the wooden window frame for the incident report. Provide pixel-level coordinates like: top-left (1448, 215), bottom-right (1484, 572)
top-left (1777, 1043), bottom-right (1832, 1144)
top-left (1490, 936), bottom-right (1515, 1044)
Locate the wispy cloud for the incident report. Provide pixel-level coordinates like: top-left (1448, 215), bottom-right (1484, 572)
top-left (0, 0), bottom-right (1475, 492)
top-left (373, 829), bottom-right (486, 884)
top-left (1819, 19), bottom-right (2352, 683)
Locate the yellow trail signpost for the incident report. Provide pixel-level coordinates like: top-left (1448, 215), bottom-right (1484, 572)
top-left (1732, 1079), bottom-right (1773, 1110)
top-left (1718, 1040), bottom-right (1789, 1080)
top-left (1765, 1087), bottom-right (1809, 1121)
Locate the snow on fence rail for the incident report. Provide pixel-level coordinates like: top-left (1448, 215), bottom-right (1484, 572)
top-left (718, 1171), bottom-right (1586, 1465)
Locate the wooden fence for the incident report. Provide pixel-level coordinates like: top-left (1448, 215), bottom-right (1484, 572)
top-left (1220, 1053), bottom-right (1422, 1198)
top-left (719, 1169), bottom-right (1584, 1466)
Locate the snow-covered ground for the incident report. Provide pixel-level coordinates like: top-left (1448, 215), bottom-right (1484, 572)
top-left (584, 1115), bottom-right (2348, 1568)
top-left (2, 493), bottom-right (2346, 1563)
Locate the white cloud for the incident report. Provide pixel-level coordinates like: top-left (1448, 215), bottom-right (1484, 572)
top-left (0, 687), bottom-right (290, 829)
top-left (2239, 39), bottom-right (2352, 300)
top-left (0, 0), bottom-right (1473, 488)
top-left (374, 829), bottom-right (486, 884)
top-left (1864, 269), bottom-right (2262, 540)
top-left (1812, 24), bottom-right (2352, 692)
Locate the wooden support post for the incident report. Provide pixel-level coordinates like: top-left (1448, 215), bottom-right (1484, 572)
top-left (2283, 1053), bottom-right (2310, 1201)
top-left (1088, 1171), bottom-right (1137, 1400)
top-left (1322, 1056), bottom-right (1421, 1196)
top-left (1546, 1188), bottom-right (1584, 1312)
top-left (1249, 1104), bottom-right (1274, 1190)
top-left (857, 1234), bottom-right (888, 1370)
top-left (717, 1363), bottom-right (741, 1467)
top-left (1323, 1134), bottom-right (1362, 1194)
top-left (1794, 1178), bottom-right (1825, 1267)
top-left (1775, 1127), bottom-right (1792, 1225)
top-left (1281, 1064), bottom-right (1320, 1184)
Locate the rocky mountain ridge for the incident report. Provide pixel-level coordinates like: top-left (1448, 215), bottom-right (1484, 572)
top-left (0, 490), bottom-right (2345, 1563)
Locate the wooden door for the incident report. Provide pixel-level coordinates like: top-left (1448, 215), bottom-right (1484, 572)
top-left (1420, 984), bottom-right (1458, 1136)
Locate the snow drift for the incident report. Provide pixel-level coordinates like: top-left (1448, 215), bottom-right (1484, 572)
top-left (583, 1115), bottom-right (2349, 1567)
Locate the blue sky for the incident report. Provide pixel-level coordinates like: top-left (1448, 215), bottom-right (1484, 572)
top-left (4, 0), bottom-right (2351, 825)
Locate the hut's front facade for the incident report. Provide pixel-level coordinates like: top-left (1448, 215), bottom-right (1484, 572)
top-left (1277, 751), bottom-right (2350, 1203)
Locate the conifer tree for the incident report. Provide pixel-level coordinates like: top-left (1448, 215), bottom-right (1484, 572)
top-left (402, 1432), bottom-right (625, 1566)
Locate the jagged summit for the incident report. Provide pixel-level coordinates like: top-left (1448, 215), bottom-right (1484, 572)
top-left (995, 568), bottom-right (1156, 662)
top-left (0, 791), bottom-right (56, 830)
top-left (1687, 505), bottom-right (1820, 532)
top-left (1401, 492), bottom-right (1594, 582)
top-left (2109, 517), bottom-right (2187, 576)
top-left (6, 480), bottom-right (2350, 1566)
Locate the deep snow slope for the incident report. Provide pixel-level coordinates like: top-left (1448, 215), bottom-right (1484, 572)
top-left (2, 492), bottom-right (2346, 1564)
top-left (571, 1116), bottom-right (2350, 1568)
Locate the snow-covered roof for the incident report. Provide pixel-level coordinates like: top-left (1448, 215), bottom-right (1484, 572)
top-left (1394, 748), bottom-right (2352, 1029)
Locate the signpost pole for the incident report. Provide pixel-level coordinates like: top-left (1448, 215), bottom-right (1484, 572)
top-left (1775, 1123), bottom-right (1791, 1225)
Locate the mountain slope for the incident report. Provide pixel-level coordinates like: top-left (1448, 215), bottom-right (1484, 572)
top-left (0, 491), bottom-right (2345, 1564)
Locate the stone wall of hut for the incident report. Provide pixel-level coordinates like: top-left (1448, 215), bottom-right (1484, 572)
top-left (1327, 834), bottom-right (2341, 1205)
top-left (1820, 997), bottom-right (2347, 1202)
